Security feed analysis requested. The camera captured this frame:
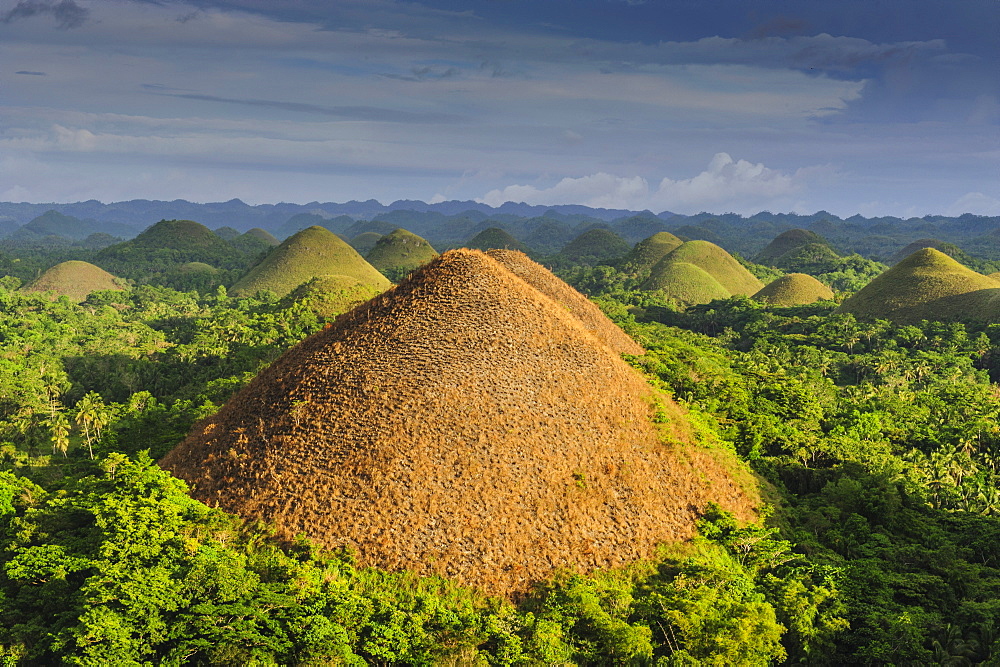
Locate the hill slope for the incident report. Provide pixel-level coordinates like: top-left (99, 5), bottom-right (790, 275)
top-left (619, 231), bottom-right (683, 273)
top-left (753, 273), bottom-right (835, 306)
top-left (642, 240), bottom-right (763, 299)
top-left (559, 228), bottom-right (631, 263)
top-left (23, 261), bottom-right (125, 301)
top-left (465, 227), bottom-right (530, 253)
top-left (365, 228), bottom-right (439, 276)
top-left (836, 248), bottom-right (1000, 323)
top-left (754, 229), bottom-right (830, 265)
top-left (230, 226), bottom-right (390, 298)
top-left (161, 249), bottom-right (755, 595)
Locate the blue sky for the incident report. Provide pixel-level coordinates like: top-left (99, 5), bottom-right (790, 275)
top-left (1, 0), bottom-right (997, 216)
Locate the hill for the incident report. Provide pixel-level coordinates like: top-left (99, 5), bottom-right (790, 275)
top-left (230, 228), bottom-right (280, 256)
top-left (486, 249), bottom-right (644, 355)
top-left (754, 229), bottom-right (829, 265)
top-left (559, 228), bottom-right (631, 263)
top-left (349, 232), bottom-right (383, 255)
top-left (640, 261), bottom-right (731, 305)
top-left (465, 227), bottom-right (530, 253)
top-left (230, 226), bottom-right (390, 298)
top-left (161, 249), bottom-right (756, 596)
top-left (643, 240), bottom-right (763, 299)
top-left (619, 231), bottom-right (683, 273)
top-left (753, 273), bottom-right (835, 307)
top-left (94, 219), bottom-right (245, 278)
top-left (365, 228), bottom-right (439, 277)
top-left (280, 274), bottom-right (383, 318)
top-left (836, 248), bottom-right (1000, 323)
top-left (23, 261), bottom-right (125, 301)
top-left (888, 238), bottom-right (967, 265)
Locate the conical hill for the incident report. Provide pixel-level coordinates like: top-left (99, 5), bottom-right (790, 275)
top-left (24, 260), bottom-right (125, 301)
top-left (560, 228), bottom-right (630, 263)
top-left (753, 273), bottom-right (834, 306)
top-left (230, 226), bottom-right (390, 298)
top-left (365, 228), bottom-right (438, 276)
top-left (836, 248), bottom-right (1000, 323)
top-left (349, 232), bottom-right (383, 256)
top-left (486, 249), bottom-right (644, 355)
top-left (280, 274), bottom-right (383, 318)
top-left (642, 240), bottom-right (763, 301)
top-left (466, 227), bottom-right (530, 253)
top-left (619, 232), bottom-right (683, 273)
top-left (641, 262), bottom-right (731, 305)
top-left (754, 229), bottom-right (829, 265)
top-left (161, 249), bottom-right (755, 595)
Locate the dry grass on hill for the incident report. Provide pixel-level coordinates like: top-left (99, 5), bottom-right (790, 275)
top-left (24, 260), bottom-right (125, 301)
top-left (230, 226), bottom-right (390, 298)
top-left (161, 249), bottom-right (756, 596)
top-left (753, 273), bottom-right (834, 306)
top-left (836, 248), bottom-right (1000, 323)
top-left (486, 249), bottom-right (644, 355)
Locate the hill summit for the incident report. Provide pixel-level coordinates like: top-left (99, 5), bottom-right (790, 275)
top-left (836, 248), bottom-right (1000, 323)
top-left (230, 226), bottom-right (390, 298)
top-left (619, 231), bottom-right (683, 273)
top-left (753, 273), bottom-right (834, 306)
top-left (754, 229), bottom-right (828, 265)
top-left (641, 240), bottom-right (763, 304)
top-left (161, 249), bottom-right (755, 595)
top-left (365, 228), bottom-right (438, 277)
top-left (24, 261), bottom-right (125, 301)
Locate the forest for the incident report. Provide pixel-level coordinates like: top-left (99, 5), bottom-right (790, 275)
top-left (2, 211), bottom-right (1000, 665)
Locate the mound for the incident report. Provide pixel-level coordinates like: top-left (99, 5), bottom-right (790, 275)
top-left (349, 232), bottom-right (383, 256)
top-left (95, 219), bottom-right (244, 276)
top-left (836, 248), bottom-right (1000, 323)
top-left (640, 262), bottom-right (731, 305)
top-left (643, 240), bottom-right (763, 297)
top-left (230, 228), bottom-right (280, 256)
top-left (230, 226), bottom-right (390, 298)
top-left (24, 261), bottom-right (125, 301)
top-left (753, 273), bottom-right (834, 306)
top-left (466, 227), bottom-right (530, 253)
top-left (769, 242), bottom-right (842, 272)
top-left (281, 274), bottom-right (382, 318)
top-left (888, 239), bottom-right (966, 265)
top-left (754, 229), bottom-right (830, 265)
top-left (214, 226), bottom-right (241, 241)
top-left (161, 250), bottom-right (756, 596)
top-left (365, 228), bottom-right (439, 276)
top-left (244, 228), bottom-right (280, 245)
top-left (177, 261), bottom-right (218, 274)
top-left (619, 232), bottom-right (683, 273)
top-left (560, 228), bottom-right (631, 263)
top-left (486, 249), bottom-right (644, 355)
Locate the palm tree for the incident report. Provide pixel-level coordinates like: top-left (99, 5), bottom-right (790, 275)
top-left (74, 392), bottom-right (106, 459)
top-left (47, 411), bottom-right (70, 458)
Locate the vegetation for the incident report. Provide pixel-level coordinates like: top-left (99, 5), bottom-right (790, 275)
top-left (559, 228), bottom-right (631, 265)
top-left (6, 215), bottom-right (1000, 662)
top-left (465, 227), bottom-right (530, 253)
top-left (22, 261), bottom-right (125, 301)
top-left (618, 231), bottom-right (683, 274)
top-left (889, 238), bottom-right (968, 265)
top-left (348, 231), bottom-right (383, 255)
top-left (642, 240), bottom-right (764, 302)
top-left (231, 226), bottom-right (390, 298)
top-left (364, 228), bottom-right (439, 280)
top-left (755, 228), bottom-right (833, 265)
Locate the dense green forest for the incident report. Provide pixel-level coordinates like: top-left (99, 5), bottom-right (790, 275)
top-left (4, 232), bottom-right (1000, 665)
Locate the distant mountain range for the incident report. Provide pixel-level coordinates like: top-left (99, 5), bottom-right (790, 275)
top-left (2, 199), bottom-right (1000, 262)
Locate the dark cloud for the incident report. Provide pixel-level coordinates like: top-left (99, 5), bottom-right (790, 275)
top-left (380, 66), bottom-right (459, 82)
top-left (154, 91), bottom-right (464, 124)
top-left (15, 70), bottom-right (47, 75)
top-left (1, 0), bottom-right (89, 29)
top-left (747, 16), bottom-right (810, 39)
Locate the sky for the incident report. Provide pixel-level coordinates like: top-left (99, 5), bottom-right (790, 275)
top-left (1, 0), bottom-right (998, 217)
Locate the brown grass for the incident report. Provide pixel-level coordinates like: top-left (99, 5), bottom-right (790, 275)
top-left (486, 249), bottom-right (644, 355)
top-left (24, 260), bottom-right (125, 301)
top-left (161, 249), bottom-right (756, 596)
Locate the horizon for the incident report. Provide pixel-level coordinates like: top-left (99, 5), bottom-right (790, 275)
top-left (2, 0), bottom-right (997, 218)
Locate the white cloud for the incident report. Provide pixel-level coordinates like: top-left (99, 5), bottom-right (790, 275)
top-left (947, 192), bottom-right (1000, 216)
top-left (477, 153), bottom-right (813, 214)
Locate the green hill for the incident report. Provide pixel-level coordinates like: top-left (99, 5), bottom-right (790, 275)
top-left (349, 232), bottom-right (383, 256)
top-left (753, 273), bottom-right (835, 307)
top-left (365, 228), bottom-right (439, 277)
top-left (560, 228), bottom-right (631, 263)
top-left (769, 243), bottom-right (842, 273)
top-left (755, 229), bottom-right (830, 265)
top-left (213, 226), bottom-right (241, 241)
top-left (23, 261), bottom-right (125, 301)
top-left (178, 262), bottom-right (218, 274)
top-left (640, 262), bottom-right (731, 305)
top-left (836, 248), bottom-right (1000, 323)
top-left (280, 274), bottom-right (383, 318)
top-left (643, 240), bottom-right (763, 298)
top-left (888, 239), bottom-right (967, 266)
top-left (231, 226), bottom-right (390, 298)
top-left (230, 228), bottom-right (280, 256)
top-left (465, 227), bottom-right (530, 253)
top-left (619, 232), bottom-right (683, 273)
top-left (94, 220), bottom-right (244, 278)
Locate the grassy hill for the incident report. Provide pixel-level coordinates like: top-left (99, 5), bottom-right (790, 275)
top-left (365, 228), bottom-right (439, 278)
top-left (465, 227), bottom-right (530, 253)
top-left (888, 238), bottom-right (967, 265)
top-left (230, 226), bottom-right (390, 298)
top-left (280, 274), bottom-right (383, 318)
top-left (23, 260), bottom-right (125, 301)
top-left (619, 231), bottom-right (683, 274)
top-left (559, 228), bottom-right (631, 264)
top-left (754, 229), bottom-right (830, 265)
top-left (643, 240), bottom-right (763, 300)
top-left (349, 232), bottom-right (383, 256)
top-left (94, 220), bottom-right (245, 279)
top-left (836, 248), bottom-right (1000, 323)
top-left (161, 249), bottom-right (756, 597)
top-left (641, 261), bottom-right (732, 305)
top-left (753, 273), bottom-right (835, 306)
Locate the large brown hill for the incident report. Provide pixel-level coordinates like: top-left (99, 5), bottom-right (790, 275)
top-left (486, 249), bottom-right (644, 356)
top-left (161, 249), bottom-right (755, 596)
